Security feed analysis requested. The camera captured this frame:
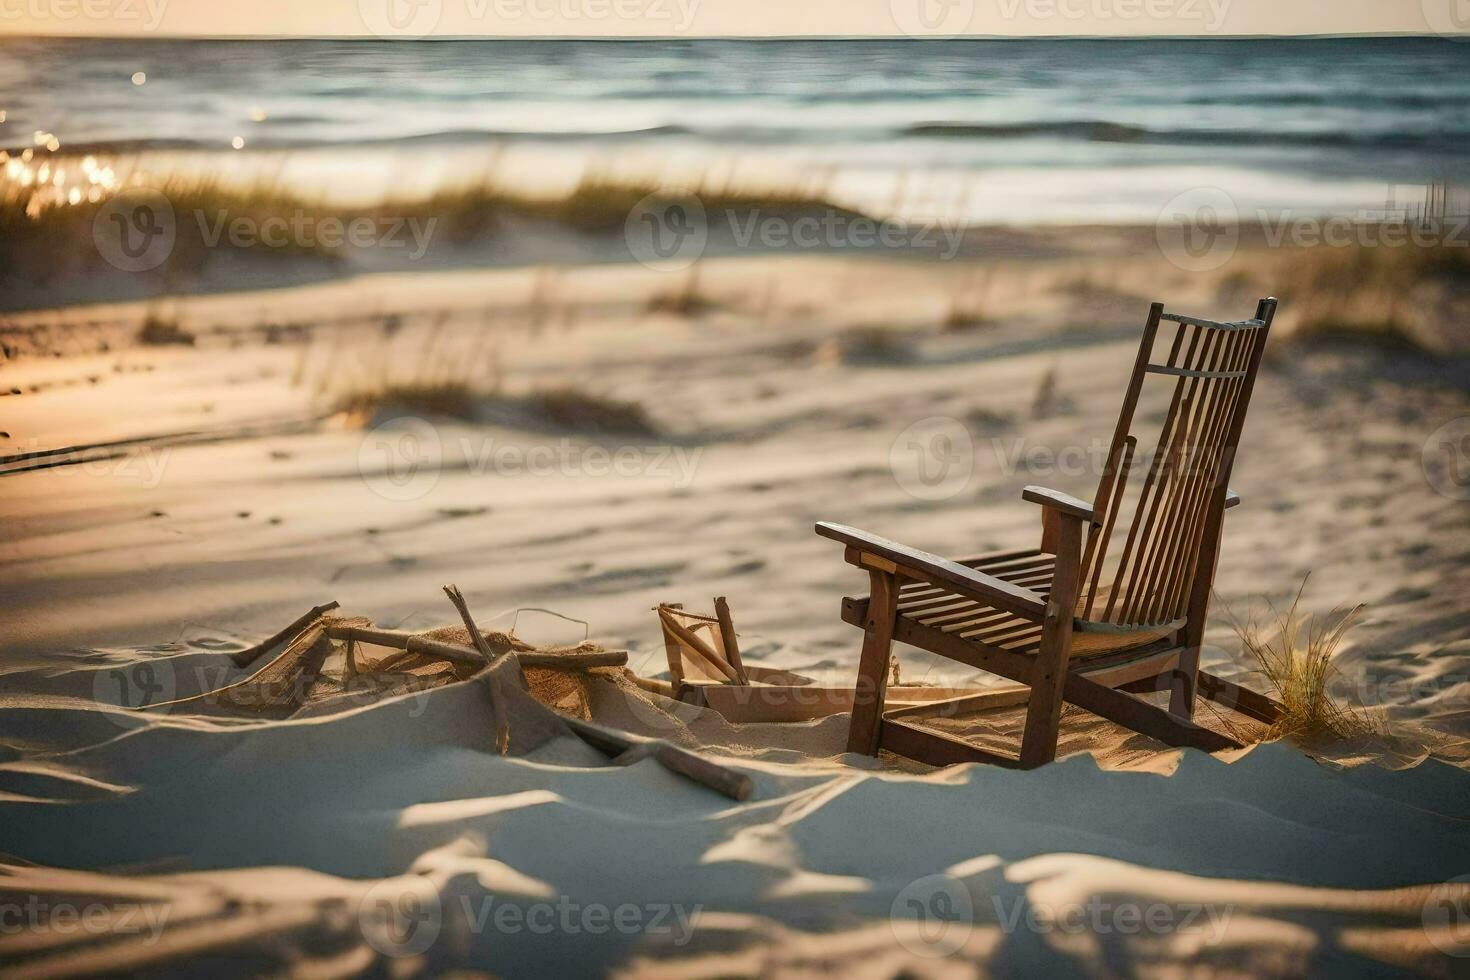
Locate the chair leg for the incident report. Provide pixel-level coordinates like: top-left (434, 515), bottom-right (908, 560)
top-left (846, 570), bottom-right (899, 756)
top-left (1168, 637), bottom-right (1201, 720)
top-left (1170, 505), bottom-right (1224, 719)
top-left (1018, 624), bottom-right (1075, 768)
top-left (1019, 517), bottom-right (1082, 769)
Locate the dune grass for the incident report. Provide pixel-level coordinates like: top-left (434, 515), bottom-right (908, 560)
top-left (521, 386), bottom-right (658, 437)
top-left (336, 382), bottom-right (478, 422)
top-left (335, 380), bottom-right (659, 438)
top-left (136, 312), bottom-right (196, 346)
top-left (1274, 237), bottom-right (1470, 355)
top-left (1222, 577), bottom-right (1371, 745)
top-left (2, 155), bottom-right (864, 288)
top-left (835, 325), bottom-right (918, 366)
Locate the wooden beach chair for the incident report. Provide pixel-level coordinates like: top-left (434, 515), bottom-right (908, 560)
top-left (818, 298), bottom-right (1284, 768)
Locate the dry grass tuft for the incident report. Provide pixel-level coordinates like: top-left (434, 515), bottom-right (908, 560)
top-left (137, 313), bottom-right (195, 347)
top-left (1279, 238), bottom-right (1470, 355)
top-left (525, 386), bottom-right (659, 437)
top-left (647, 263), bottom-right (714, 317)
top-left (835, 325), bottom-right (918, 366)
top-left (1223, 576), bottom-right (1372, 745)
top-left (336, 382), bottom-right (477, 422)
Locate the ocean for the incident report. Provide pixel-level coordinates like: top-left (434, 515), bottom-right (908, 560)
top-left (3, 35), bottom-right (1468, 223)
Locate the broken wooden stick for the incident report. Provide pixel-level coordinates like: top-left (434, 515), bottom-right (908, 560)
top-left (320, 625), bottom-right (627, 670)
top-left (443, 584), bottom-right (510, 755)
top-left (230, 601), bottom-right (340, 667)
top-left (561, 715), bottom-right (752, 802)
top-left (713, 596), bottom-right (749, 684)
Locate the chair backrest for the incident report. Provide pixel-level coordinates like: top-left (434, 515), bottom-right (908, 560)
top-left (1077, 298), bottom-right (1276, 628)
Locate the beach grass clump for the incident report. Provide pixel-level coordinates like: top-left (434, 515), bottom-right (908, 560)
top-left (136, 313), bottom-right (195, 346)
top-left (835, 325), bottom-right (918, 366)
top-left (646, 263), bottom-right (714, 317)
top-left (942, 302), bottom-right (989, 331)
top-left (334, 379), bottom-right (658, 438)
top-left (2, 170), bottom-right (341, 287)
top-left (2, 153), bottom-right (866, 293)
top-left (1280, 237), bottom-right (1470, 355)
top-left (1224, 577), bottom-right (1371, 745)
top-left (336, 382), bottom-right (478, 422)
top-left (523, 385), bottom-right (658, 437)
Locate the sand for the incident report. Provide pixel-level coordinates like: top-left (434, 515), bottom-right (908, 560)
top-left (2, 238), bottom-right (1469, 975)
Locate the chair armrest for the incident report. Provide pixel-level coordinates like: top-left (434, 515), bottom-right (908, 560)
top-left (815, 522), bottom-right (1047, 620)
top-left (1224, 489), bottom-right (1241, 510)
top-left (1021, 485), bottom-right (1094, 522)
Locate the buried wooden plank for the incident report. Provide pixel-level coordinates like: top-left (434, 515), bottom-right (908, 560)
top-left (683, 682), bottom-right (993, 724)
top-left (561, 716), bottom-right (752, 802)
top-left (878, 719), bottom-right (1021, 769)
top-left (882, 645), bottom-right (1181, 723)
top-left (1197, 669), bottom-right (1284, 724)
top-left (1060, 671), bottom-right (1242, 753)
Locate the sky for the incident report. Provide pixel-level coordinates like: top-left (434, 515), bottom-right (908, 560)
top-left (0, 0), bottom-right (1463, 37)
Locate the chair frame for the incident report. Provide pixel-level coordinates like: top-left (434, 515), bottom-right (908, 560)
top-left (818, 298), bottom-right (1285, 769)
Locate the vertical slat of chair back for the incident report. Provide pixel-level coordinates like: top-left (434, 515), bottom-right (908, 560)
top-left (1079, 299), bottom-right (1275, 627)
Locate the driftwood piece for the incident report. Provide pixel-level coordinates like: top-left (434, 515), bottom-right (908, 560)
top-left (713, 597), bottom-right (749, 684)
top-left (443, 585), bottom-right (509, 755)
top-left (230, 601), bottom-right (340, 667)
top-left (320, 625), bottom-right (627, 669)
top-left (561, 715), bottom-right (752, 802)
